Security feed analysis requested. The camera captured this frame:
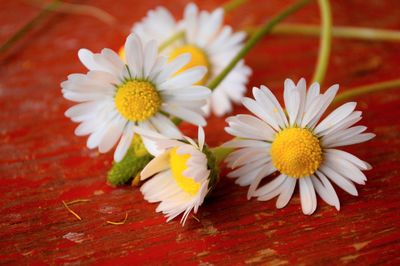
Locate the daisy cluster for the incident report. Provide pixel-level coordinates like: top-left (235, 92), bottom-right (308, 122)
top-left (62, 3), bottom-right (374, 225)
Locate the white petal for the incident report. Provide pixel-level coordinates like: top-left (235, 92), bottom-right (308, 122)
top-left (141, 151), bottom-right (170, 180)
top-left (162, 104), bottom-right (206, 126)
top-left (325, 149), bottom-right (371, 170)
top-left (284, 79), bottom-right (300, 126)
top-left (247, 163), bottom-right (277, 199)
top-left (155, 53), bottom-right (190, 84)
top-left (308, 84), bottom-right (339, 128)
top-left (143, 40), bottom-right (158, 78)
top-left (159, 66), bottom-right (207, 90)
top-left (321, 111), bottom-right (362, 137)
top-left (162, 86), bottom-right (211, 101)
top-left (325, 155), bottom-right (367, 184)
top-left (259, 85), bottom-right (288, 127)
top-left (78, 49), bottom-right (98, 70)
top-left (198, 127), bottom-right (205, 151)
top-left (98, 116), bottom-right (126, 153)
top-left (114, 122), bottom-right (135, 162)
top-left (320, 165), bottom-right (358, 196)
top-left (299, 177), bottom-right (316, 215)
top-left (276, 177), bottom-right (297, 209)
top-left (150, 113), bottom-right (182, 139)
top-left (312, 173), bottom-right (340, 210)
top-left (242, 97), bottom-right (280, 131)
top-left (254, 174), bottom-right (286, 197)
top-left (328, 133), bottom-right (375, 147)
top-left (226, 114), bottom-right (275, 141)
top-left (223, 139), bottom-right (270, 149)
top-left (183, 3), bottom-right (199, 43)
top-left (125, 34), bottom-right (144, 78)
top-left (314, 102), bottom-right (357, 134)
top-left (294, 78), bottom-right (307, 125)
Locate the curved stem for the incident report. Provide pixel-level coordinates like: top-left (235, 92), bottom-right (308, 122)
top-left (223, 0), bottom-right (248, 12)
top-left (158, 31), bottom-right (185, 52)
top-left (312, 0), bottom-right (333, 84)
top-left (0, 0), bottom-right (60, 54)
top-left (272, 24), bottom-right (400, 42)
top-left (333, 79), bottom-right (400, 104)
top-left (208, 0), bottom-right (311, 90)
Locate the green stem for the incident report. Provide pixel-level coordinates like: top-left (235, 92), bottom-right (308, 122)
top-left (158, 31), bottom-right (185, 52)
top-left (207, 0), bottom-right (311, 91)
top-left (211, 147), bottom-right (234, 165)
top-left (272, 24), bottom-right (400, 42)
top-left (333, 79), bottom-right (400, 104)
top-left (223, 0), bottom-right (248, 12)
top-left (312, 0), bottom-right (332, 84)
top-left (0, 0), bottom-right (60, 54)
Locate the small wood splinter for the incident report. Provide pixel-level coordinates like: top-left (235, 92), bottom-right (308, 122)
top-left (65, 199), bottom-right (90, 205)
top-left (192, 215), bottom-right (200, 222)
top-left (106, 212), bottom-right (128, 225)
top-left (62, 200), bottom-right (82, 221)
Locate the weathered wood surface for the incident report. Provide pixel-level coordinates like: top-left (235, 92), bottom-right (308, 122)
top-left (0, 0), bottom-right (399, 265)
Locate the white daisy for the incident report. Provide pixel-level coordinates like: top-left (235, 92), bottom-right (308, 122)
top-left (130, 2), bottom-right (252, 116)
top-left (224, 78), bottom-right (375, 215)
top-left (61, 33), bottom-right (210, 162)
top-left (140, 127), bottom-right (218, 225)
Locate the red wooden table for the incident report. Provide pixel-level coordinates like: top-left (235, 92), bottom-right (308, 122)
top-left (1, 0), bottom-right (400, 265)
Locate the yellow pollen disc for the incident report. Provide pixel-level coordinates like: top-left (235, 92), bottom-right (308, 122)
top-left (271, 128), bottom-right (323, 178)
top-left (114, 80), bottom-right (161, 122)
top-left (169, 148), bottom-right (200, 195)
top-left (118, 47), bottom-right (126, 62)
top-left (169, 45), bottom-right (210, 85)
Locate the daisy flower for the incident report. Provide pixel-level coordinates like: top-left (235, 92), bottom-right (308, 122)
top-left (224, 78), bottom-right (375, 215)
top-left (129, 2), bottom-right (251, 116)
top-left (61, 34), bottom-right (210, 162)
top-left (140, 127), bottom-right (218, 225)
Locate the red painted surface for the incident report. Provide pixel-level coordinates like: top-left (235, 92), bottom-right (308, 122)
top-left (1, 0), bottom-right (400, 265)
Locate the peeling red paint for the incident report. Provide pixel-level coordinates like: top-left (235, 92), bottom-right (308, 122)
top-left (0, 0), bottom-right (400, 265)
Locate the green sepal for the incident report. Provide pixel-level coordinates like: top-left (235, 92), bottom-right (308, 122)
top-left (107, 136), bottom-right (153, 186)
top-left (202, 145), bottom-right (220, 193)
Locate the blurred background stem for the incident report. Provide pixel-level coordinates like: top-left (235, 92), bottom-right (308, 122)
top-left (208, 0), bottom-right (311, 90)
top-left (223, 0), bottom-right (248, 12)
top-left (312, 0), bottom-right (332, 84)
top-left (333, 79), bottom-right (400, 104)
top-left (272, 24), bottom-right (400, 42)
top-left (0, 0), bottom-right (60, 54)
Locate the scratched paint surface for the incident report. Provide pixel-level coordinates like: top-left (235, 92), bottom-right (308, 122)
top-left (0, 0), bottom-right (399, 265)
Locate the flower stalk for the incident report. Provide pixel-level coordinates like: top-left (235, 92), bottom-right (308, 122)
top-left (223, 0), bottom-right (248, 12)
top-left (332, 79), bottom-right (400, 104)
top-left (207, 0), bottom-right (311, 91)
top-left (0, 0), bottom-right (61, 54)
top-left (271, 24), bottom-right (400, 42)
top-left (312, 0), bottom-right (333, 84)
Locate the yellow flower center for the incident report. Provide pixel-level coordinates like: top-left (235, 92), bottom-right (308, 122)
top-left (114, 80), bottom-right (161, 122)
top-left (169, 45), bottom-right (210, 85)
top-left (271, 128), bottom-right (323, 178)
top-left (169, 147), bottom-right (200, 195)
top-left (118, 47), bottom-right (126, 61)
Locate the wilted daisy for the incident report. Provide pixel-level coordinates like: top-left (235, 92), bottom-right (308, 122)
top-left (62, 34), bottom-right (210, 162)
top-left (224, 78), bottom-right (375, 215)
top-left (130, 2), bottom-right (251, 116)
top-left (140, 127), bottom-right (218, 225)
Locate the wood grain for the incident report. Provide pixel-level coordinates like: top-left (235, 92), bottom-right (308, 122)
top-left (0, 0), bottom-right (399, 265)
